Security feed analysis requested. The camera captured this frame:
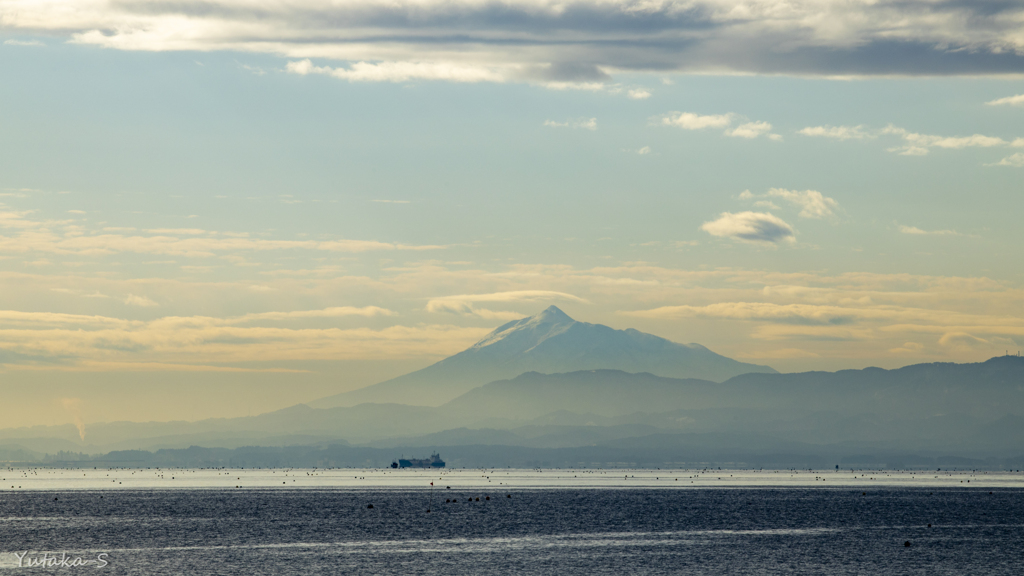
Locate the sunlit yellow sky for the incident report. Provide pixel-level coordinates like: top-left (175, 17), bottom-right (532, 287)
top-left (1, 0), bottom-right (1024, 428)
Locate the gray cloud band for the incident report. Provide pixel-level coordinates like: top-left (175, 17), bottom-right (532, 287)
top-left (5, 0), bottom-right (1024, 79)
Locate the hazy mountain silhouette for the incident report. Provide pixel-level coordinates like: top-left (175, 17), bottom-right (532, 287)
top-left (4, 354), bottom-right (1019, 467)
top-left (441, 355), bottom-right (1024, 422)
top-left (310, 305), bottom-right (776, 407)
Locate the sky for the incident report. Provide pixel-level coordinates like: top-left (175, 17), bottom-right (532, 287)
top-left (1, 0), bottom-right (1024, 428)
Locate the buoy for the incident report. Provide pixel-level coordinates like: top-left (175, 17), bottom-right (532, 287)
top-left (367, 504), bottom-right (374, 509)
top-left (446, 499), bottom-right (450, 503)
top-left (475, 497), bottom-right (479, 501)
top-left (453, 499), bottom-right (457, 502)
top-left (507, 494), bottom-right (511, 498)
top-left (485, 496), bottom-right (490, 500)
top-left (904, 541), bottom-right (911, 547)
top-left (927, 524), bottom-right (931, 528)
top-left (862, 492), bottom-right (866, 495)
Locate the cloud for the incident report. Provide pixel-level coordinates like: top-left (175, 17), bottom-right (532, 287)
top-left (661, 112), bottom-right (733, 130)
top-left (3, 0), bottom-right (1024, 80)
top-left (3, 39), bottom-right (44, 47)
top-left (235, 306), bottom-right (395, 322)
top-left (889, 341), bottom-right (924, 355)
top-left (0, 209), bottom-right (444, 256)
top-left (700, 212), bottom-right (796, 245)
top-left (625, 301), bottom-right (1024, 347)
top-left (144, 228), bottom-right (208, 235)
top-left (741, 189), bottom-right (839, 219)
top-left (939, 331), bottom-right (990, 348)
top-left (1, 257), bottom-right (1021, 369)
top-left (727, 121), bottom-right (774, 139)
top-left (882, 125), bottom-right (1017, 155)
top-left (766, 189), bottom-right (839, 219)
top-left (286, 59), bottom-right (506, 84)
top-left (0, 308), bottom-right (492, 368)
top-left (124, 294), bottom-right (159, 307)
top-left (636, 146), bottom-right (651, 155)
top-left (798, 125), bottom-right (872, 140)
top-left (800, 123), bottom-right (1024, 158)
top-left (987, 94), bottom-right (1024, 107)
top-left (987, 152), bottom-right (1024, 167)
top-left (897, 225), bottom-right (968, 237)
top-left (544, 118), bottom-right (597, 130)
top-left (662, 113), bottom-right (778, 140)
top-left (427, 290), bottom-right (587, 317)
top-left (623, 301), bottom-right (992, 327)
top-left (627, 89), bottom-right (651, 100)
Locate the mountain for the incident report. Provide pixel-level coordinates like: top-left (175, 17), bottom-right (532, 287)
top-left (439, 355), bottom-right (1024, 429)
top-left (3, 356), bottom-right (1023, 465)
top-left (309, 305), bottom-right (776, 407)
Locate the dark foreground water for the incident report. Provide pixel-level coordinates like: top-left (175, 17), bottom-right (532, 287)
top-left (0, 488), bottom-right (1020, 574)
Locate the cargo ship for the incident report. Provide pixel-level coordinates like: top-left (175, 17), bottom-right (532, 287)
top-left (391, 453), bottom-right (445, 468)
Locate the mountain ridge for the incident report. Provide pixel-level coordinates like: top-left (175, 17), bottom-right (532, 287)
top-left (1, 356), bottom-right (1022, 460)
top-left (310, 305), bottom-right (776, 408)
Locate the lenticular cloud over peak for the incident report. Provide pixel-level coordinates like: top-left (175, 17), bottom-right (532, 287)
top-left (4, 0), bottom-right (1024, 81)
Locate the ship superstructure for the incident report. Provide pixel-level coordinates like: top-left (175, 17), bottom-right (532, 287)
top-left (391, 453), bottom-right (445, 468)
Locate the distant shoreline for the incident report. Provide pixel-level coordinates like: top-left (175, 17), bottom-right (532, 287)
top-left (2, 468), bottom-right (1022, 490)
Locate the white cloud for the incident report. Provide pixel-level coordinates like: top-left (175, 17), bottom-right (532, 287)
top-left (766, 189), bottom-right (839, 219)
top-left (661, 112), bottom-right (733, 130)
top-left (987, 94), bottom-right (1024, 107)
top-left (0, 209), bottom-right (444, 257)
top-left (427, 290), bottom-right (587, 317)
top-left (802, 123), bottom-right (1024, 159)
top-left (727, 121), bottom-right (774, 139)
top-left (987, 152), bottom-right (1024, 167)
top-left (286, 59), bottom-right (507, 84)
top-left (3, 39), bottom-right (44, 47)
top-left (798, 125), bottom-right (872, 140)
top-left (636, 146), bottom-right (651, 155)
top-left (145, 228), bottom-right (208, 235)
top-left (700, 212), bottom-right (796, 245)
top-left (882, 125), bottom-right (1014, 155)
top-left (741, 189), bottom-right (839, 219)
top-left (891, 145), bottom-right (927, 156)
top-left (898, 225), bottom-right (963, 236)
top-left (544, 118), bottom-right (597, 130)
top-left (0, 307), bottom-right (491, 367)
top-left (235, 306), bottom-right (395, 322)
top-left (627, 89), bottom-right (651, 100)
top-left (662, 113), bottom-right (778, 140)
top-left (124, 294), bottom-right (159, 307)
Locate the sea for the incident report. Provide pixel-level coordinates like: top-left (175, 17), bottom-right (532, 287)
top-left (0, 468), bottom-right (1021, 574)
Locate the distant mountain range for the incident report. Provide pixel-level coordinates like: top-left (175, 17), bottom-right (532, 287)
top-left (3, 356), bottom-right (1022, 468)
top-left (310, 305), bottom-right (776, 407)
